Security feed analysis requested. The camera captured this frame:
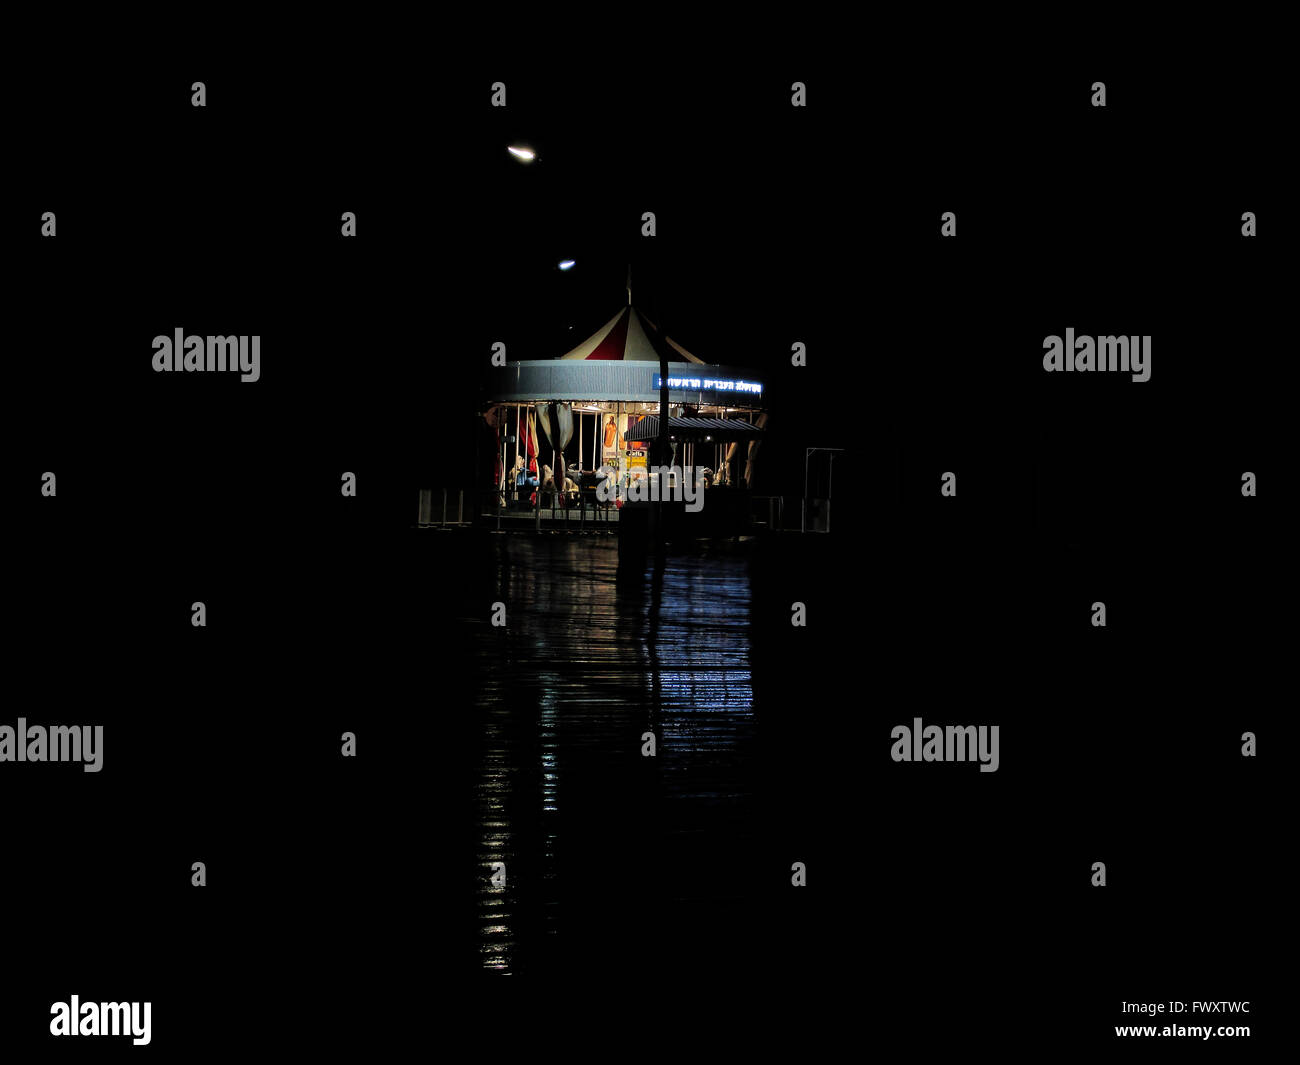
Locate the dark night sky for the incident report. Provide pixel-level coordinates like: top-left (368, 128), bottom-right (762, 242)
top-left (466, 68), bottom-right (825, 361)
top-left (12, 44), bottom-right (1287, 518)
top-left (14, 55), bottom-right (837, 504)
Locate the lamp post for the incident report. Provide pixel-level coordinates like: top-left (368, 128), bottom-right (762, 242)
top-left (653, 294), bottom-right (671, 544)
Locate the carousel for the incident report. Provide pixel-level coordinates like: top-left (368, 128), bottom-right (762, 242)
top-left (482, 294), bottom-right (768, 524)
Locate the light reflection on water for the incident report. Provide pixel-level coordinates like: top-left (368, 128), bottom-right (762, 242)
top-left (473, 538), bottom-right (755, 974)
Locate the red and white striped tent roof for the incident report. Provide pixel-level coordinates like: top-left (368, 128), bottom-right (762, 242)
top-left (559, 305), bottom-right (705, 364)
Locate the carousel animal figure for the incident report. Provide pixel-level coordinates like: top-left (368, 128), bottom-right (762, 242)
top-left (594, 465), bottom-right (617, 507)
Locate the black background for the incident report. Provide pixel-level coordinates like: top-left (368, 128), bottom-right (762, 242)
top-left (5, 29), bottom-right (1286, 1056)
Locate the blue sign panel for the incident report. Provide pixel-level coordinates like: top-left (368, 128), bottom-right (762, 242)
top-left (653, 374), bottom-right (763, 396)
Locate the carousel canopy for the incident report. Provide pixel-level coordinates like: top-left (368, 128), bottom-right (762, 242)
top-left (486, 299), bottom-right (765, 406)
top-left (559, 305), bottom-right (706, 364)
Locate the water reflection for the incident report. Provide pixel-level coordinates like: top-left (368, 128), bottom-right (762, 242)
top-left (470, 538), bottom-right (755, 974)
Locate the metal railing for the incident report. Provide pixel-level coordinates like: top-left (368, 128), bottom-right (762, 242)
top-left (803, 447), bottom-right (844, 533)
top-left (419, 487), bottom-right (620, 531)
top-left (751, 495), bottom-right (786, 530)
top-left (417, 488), bottom-right (469, 527)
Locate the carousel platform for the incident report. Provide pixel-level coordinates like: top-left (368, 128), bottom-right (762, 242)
top-left (484, 503), bottom-right (621, 531)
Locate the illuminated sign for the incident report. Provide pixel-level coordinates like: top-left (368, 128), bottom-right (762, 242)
top-left (653, 374), bottom-right (763, 395)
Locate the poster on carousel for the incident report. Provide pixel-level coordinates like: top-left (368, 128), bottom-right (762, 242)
top-left (601, 413), bottom-right (623, 468)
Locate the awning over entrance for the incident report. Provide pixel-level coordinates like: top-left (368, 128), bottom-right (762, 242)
top-left (625, 416), bottom-right (764, 442)
top-left (487, 361), bottom-right (764, 406)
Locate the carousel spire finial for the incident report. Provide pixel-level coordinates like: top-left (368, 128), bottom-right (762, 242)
top-left (626, 263), bottom-right (632, 306)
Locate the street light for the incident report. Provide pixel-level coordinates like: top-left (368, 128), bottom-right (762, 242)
top-left (507, 146), bottom-right (536, 162)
